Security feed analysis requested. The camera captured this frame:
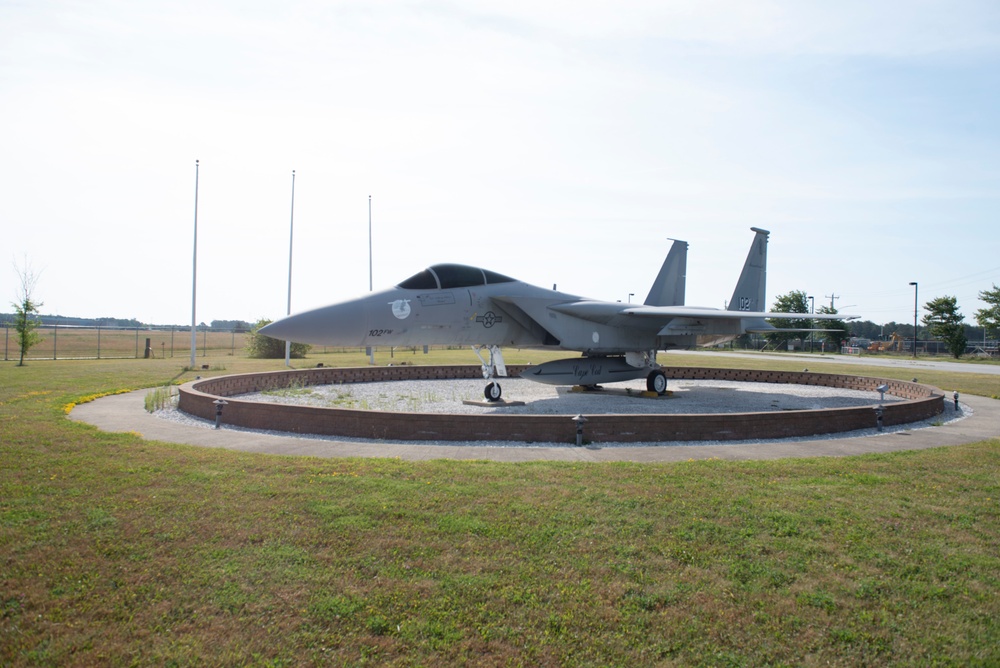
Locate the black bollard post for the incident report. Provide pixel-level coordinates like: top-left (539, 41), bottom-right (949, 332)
top-left (572, 414), bottom-right (588, 447)
top-left (213, 399), bottom-right (228, 429)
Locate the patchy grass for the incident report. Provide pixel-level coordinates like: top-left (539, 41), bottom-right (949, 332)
top-left (1, 353), bottom-right (999, 666)
top-left (143, 386), bottom-right (177, 413)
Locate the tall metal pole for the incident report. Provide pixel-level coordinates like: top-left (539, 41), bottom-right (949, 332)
top-left (808, 295), bottom-right (815, 353)
top-left (909, 281), bottom-right (918, 358)
top-left (190, 159), bottom-right (199, 370)
top-left (285, 170), bottom-right (296, 367)
top-left (368, 195), bottom-right (373, 291)
top-left (368, 195), bottom-right (375, 366)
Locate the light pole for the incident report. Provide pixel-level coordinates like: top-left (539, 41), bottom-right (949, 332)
top-left (909, 281), bottom-right (918, 358)
top-left (808, 295), bottom-right (814, 352)
top-left (285, 170), bottom-right (296, 367)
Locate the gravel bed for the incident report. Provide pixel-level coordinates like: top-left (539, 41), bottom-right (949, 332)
top-left (155, 378), bottom-right (971, 448)
top-left (236, 378), bottom-right (904, 415)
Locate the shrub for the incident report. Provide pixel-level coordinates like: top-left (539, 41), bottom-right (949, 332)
top-left (245, 318), bottom-right (311, 359)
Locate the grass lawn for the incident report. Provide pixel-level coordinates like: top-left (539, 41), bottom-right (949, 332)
top-left (1, 350), bottom-right (998, 666)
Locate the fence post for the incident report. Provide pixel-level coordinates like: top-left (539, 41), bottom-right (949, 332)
top-left (97, 326), bottom-right (101, 359)
top-left (54, 321), bottom-right (58, 360)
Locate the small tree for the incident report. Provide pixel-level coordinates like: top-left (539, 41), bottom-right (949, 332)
top-left (815, 305), bottom-right (849, 348)
top-left (975, 284), bottom-right (1000, 341)
top-left (245, 318), bottom-right (311, 359)
top-left (765, 290), bottom-right (811, 348)
top-left (923, 295), bottom-right (967, 359)
top-left (11, 259), bottom-right (44, 366)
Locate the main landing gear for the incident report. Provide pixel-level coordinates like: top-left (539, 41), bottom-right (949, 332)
top-left (474, 345), bottom-right (507, 402)
top-left (646, 368), bottom-right (668, 394)
top-left (628, 350), bottom-right (668, 395)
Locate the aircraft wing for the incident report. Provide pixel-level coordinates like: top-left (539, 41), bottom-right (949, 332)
top-left (618, 305), bottom-right (855, 320)
top-left (539, 301), bottom-right (855, 335)
top-left (544, 301), bottom-right (856, 323)
top-left (625, 306), bottom-right (856, 333)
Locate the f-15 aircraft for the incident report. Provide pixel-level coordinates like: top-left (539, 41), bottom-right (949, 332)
top-left (260, 228), bottom-right (854, 401)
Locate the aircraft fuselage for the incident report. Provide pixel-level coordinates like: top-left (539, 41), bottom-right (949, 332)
top-left (259, 230), bottom-right (855, 399)
top-left (261, 281), bottom-right (720, 355)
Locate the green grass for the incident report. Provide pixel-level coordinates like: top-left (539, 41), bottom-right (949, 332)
top-left (681, 349), bottom-right (1000, 399)
top-left (1, 351), bottom-right (999, 666)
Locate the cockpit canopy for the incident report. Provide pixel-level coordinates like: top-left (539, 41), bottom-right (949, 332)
top-left (397, 264), bottom-right (517, 290)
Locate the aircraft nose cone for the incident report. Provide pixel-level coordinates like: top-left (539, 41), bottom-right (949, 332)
top-left (257, 317), bottom-right (298, 341)
top-left (259, 299), bottom-right (369, 346)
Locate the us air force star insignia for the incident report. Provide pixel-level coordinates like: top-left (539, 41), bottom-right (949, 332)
top-left (390, 299), bottom-right (411, 320)
top-left (476, 311), bottom-right (502, 328)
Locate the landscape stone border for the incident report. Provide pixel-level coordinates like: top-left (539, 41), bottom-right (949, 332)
top-left (176, 365), bottom-right (945, 445)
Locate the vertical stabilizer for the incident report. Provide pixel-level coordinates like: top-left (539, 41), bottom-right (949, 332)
top-left (644, 239), bottom-right (688, 306)
top-left (727, 228), bottom-right (769, 312)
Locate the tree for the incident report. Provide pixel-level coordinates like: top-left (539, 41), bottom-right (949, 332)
top-left (765, 290), bottom-right (811, 348)
top-left (815, 305), bottom-right (849, 348)
top-left (245, 318), bottom-right (311, 359)
top-left (11, 259), bottom-right (44, 366)
top-left (923, 295), bottom-right (967, 359)
top-left (211, 319), bottom-right (253, 331)
top-left (975, 284), bottom-right (1000, 340)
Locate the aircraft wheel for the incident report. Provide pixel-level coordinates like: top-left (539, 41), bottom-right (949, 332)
top-left (647, 370), bottom-right (667, 394)
top-left (485, 381), bottom-right (502, 402)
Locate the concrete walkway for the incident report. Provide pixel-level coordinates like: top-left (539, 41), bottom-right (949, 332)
top-left (70, 389), bottom-right (999, 462)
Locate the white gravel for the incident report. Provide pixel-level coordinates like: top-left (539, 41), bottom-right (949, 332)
top-left (237, 378), bottom-right (903, 414)
top-left (155, 378), bottom-right (972, 448)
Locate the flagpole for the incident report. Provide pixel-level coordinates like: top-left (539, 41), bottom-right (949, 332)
top-left (190, 159), bottom-right (199, 370)
top-left (368, 194), bottom-right (374, 365)
top-left (368, 194), bottom-right (373, 291)
top-left (285, 170), bottom-right (296, 367)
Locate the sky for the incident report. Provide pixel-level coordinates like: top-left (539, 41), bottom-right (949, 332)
top-left (2, 0), bottom-right (999, 328)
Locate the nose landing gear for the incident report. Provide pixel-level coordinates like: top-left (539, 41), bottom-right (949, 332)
top-left (474, 345), bottom-right (507, 403)
top-left (485, 381), bottom-right (502, 402)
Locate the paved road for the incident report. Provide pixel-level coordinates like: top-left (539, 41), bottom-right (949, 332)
top-left (71, 387), bottom-right (999, 463)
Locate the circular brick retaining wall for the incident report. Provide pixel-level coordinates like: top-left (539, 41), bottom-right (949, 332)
top-left (177, 365), bottom-right (945, 445)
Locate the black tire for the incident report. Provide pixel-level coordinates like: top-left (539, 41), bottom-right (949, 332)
top-left (647, 370), bottom-right (667, 394)
top-left (485, 382), bottom-right (502, 402)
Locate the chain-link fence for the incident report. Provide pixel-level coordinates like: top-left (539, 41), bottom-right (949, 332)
top-left (1, 324), bottom-right (249, 361)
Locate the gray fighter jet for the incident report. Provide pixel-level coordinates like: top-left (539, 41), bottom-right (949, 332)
top-left (260, 228), bottom-right (854, 401)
